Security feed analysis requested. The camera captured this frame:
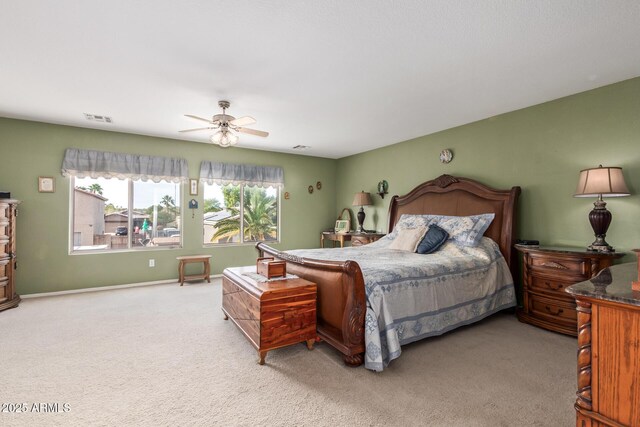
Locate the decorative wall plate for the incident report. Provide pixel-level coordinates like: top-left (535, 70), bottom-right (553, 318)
top-left (284, 192), bottom-right (290, 200)
top-left (308, 185), bottom-right (314, 194)
top-left (316, 181), bottom-right (322, 190)
top-left (439, 149), bottom-right (453, 164)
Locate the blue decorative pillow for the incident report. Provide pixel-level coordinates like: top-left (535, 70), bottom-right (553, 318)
top-left (416, 225), bottom-right (449, 254)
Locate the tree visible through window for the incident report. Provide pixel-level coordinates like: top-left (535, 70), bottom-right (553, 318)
top-left (203, 183), bottom-right (278, 245)
top-left (72, 177), bottom-right (181, 252)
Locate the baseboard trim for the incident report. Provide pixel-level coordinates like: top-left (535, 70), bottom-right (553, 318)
top-left (21, 274), bottom-right (223, 299)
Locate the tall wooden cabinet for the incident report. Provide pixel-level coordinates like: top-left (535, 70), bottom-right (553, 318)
top-left (566, 263), bottom-right (640, 426)
top-left (0, 199), bottom-right (20, 312)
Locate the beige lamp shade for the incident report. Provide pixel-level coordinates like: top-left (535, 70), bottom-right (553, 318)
top-left (352, 191), bottom-right (373, 206)
top-left (574, 165), bottom-right (630, 198)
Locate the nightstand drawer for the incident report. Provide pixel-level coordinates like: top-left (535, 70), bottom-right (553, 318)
top-left (350, 234), bottom-right (384, 246)
top-left (529, 276), bottom-right (574, 297)
top-left (529, 255), bottom-right (588, 279)
top-left (351, 237), bottom-right (366, 246)
top-left (528, 294), bottom-right (577, 324)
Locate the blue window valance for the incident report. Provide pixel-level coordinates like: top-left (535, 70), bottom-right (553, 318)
top-left (199, 161), bottom-right (284, 188)
top-left (61, 148), bottom-right (189, 183)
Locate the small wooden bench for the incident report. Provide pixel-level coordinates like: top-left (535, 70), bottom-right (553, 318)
top-left (176, 255), bottom-right (212, 286)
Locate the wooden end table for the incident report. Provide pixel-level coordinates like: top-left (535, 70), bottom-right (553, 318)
top-left (176, 255), bottom-right (212, 286)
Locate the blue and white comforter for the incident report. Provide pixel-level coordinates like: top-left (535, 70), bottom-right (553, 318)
top-left (288, 236), bottom-right (516, 371)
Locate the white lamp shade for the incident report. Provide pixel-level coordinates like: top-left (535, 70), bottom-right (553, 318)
top-left (574, 166), bottom-right (630, 197)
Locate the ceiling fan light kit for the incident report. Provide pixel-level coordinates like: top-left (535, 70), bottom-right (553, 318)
top-left (180, 100), bottom-right (269, 148)
top-left (210, 130), bottom-right (239, 148)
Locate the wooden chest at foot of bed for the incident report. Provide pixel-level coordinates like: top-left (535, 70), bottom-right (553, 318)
top-left (222, 266), bottom-right (317, 365)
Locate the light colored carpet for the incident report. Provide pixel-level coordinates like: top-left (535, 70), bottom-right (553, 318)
top-left (0, 279), bottom-right (576, 426)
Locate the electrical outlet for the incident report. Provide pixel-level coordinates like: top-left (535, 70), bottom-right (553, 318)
top-left (149, 259), bottom-right (155, 267)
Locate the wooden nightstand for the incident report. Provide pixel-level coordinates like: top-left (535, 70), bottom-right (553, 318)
top-left (222, 266), bottom-right (317, 365)
top-left (320, 232), bottom-right (385, 248)
top-left (350, 233), bottom-right (385, 247)
top-left (515, 245), bottom-right (623, 336)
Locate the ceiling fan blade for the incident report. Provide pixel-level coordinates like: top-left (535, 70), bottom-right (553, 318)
top-left (184, 114), bottom-right (214, 124)
top-left (230, 116), bottom-right (256, 126)
top-left (237, 127), bottom-right (269, 138)
top-left (179, 127), bottom-right (214, 133)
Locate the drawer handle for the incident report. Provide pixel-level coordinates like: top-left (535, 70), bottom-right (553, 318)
top-left (545, 305), bottom-right (564, 316)
top-left (544, 281), bottom-right (563, 290)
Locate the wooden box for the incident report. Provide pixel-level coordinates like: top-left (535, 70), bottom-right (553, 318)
top-left (256, 257), bottom-right (286, 279)
top-left (222, 266), bottom-right (316, 365)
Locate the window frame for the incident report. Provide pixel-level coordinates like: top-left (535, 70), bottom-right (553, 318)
top-left (68, 177), bottom-right (184, 255)
top-left (202, 183), bottom-right (281, 247)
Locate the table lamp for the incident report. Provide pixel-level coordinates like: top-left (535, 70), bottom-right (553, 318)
top-left (574, 165), bottom-right (630, 253)
top-left (352, 191), bottom-right (373, 233)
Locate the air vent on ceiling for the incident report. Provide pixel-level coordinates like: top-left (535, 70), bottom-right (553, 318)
top-left (292, 145), bottom-right (311, 150)
top-left (84, 113), bottom-right (113, 123)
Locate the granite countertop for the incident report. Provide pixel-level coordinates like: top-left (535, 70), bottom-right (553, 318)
top-left (514, 244), bottom-right (624, 257)
top-left (566, 262), bottom-right (640, 306)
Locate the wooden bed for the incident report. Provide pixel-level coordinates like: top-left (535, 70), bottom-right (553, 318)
top-left (256, 174), bottom-right (521, 366)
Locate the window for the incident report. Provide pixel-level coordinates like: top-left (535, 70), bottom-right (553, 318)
top-left (71, 177), bottom-right (181, 252)
top-left (203, 183), bottom-right (279, 245)
top-left (62, 148), bottom-right (188, 253)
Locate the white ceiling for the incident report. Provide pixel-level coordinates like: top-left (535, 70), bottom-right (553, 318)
top-left (1, 1), bottom-right (639, 159)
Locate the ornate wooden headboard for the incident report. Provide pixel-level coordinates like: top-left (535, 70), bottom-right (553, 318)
top-left (387, 174), bottom-right (521, 271)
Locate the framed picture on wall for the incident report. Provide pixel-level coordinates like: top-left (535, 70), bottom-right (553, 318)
top-left (38, 176), bottom-right (55, 193)
top-left (189, 179), bottom-right (198, 196)
top-left (334, 220), bottom-right (349, 234)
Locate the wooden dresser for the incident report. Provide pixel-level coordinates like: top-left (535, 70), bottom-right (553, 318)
top-left (0, 199), bottom-right (20, 312)
top-left (222, 266), bottom-right (317, 365)
top-left (566, 263), bottom-right (640, 426)
top-left (515, 245), bottom-right (622, 336)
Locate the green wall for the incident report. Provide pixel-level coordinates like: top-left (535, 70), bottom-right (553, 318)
top-left (0, 118), bottom-right (337, 294)
top-left (2, 77), bottom-right (639, 295)
top-left (337, 77), bottom-right (640, 262)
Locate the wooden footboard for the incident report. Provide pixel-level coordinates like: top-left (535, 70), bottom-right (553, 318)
top-left (255, 242), bottom-right (367, 366)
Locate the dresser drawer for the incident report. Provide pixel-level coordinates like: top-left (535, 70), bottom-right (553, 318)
top-left (528, 294), bottom-right (577, 325)
top-left (529, 254), bottom-right (589, 279)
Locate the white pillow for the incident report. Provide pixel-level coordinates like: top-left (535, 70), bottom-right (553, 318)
top-left (388, 226), bottom-right (427, 252)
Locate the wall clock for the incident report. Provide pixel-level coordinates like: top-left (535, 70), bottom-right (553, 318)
top-left (439, 149), bottom-right (453, 164)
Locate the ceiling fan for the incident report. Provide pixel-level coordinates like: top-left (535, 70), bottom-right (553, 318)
top-left (179, 100), bottom-right (269, 148)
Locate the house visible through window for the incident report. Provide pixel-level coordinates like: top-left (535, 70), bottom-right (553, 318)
top-left (72, 177), bottom-right (181, 252)
top-left (203, 183), bottom-right (279, 245)
top-left (62, 148), bottom-right (188, 253)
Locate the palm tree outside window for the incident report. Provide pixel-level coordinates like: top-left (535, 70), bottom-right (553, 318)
top-left (203, 183), bottom-right (279, 245)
